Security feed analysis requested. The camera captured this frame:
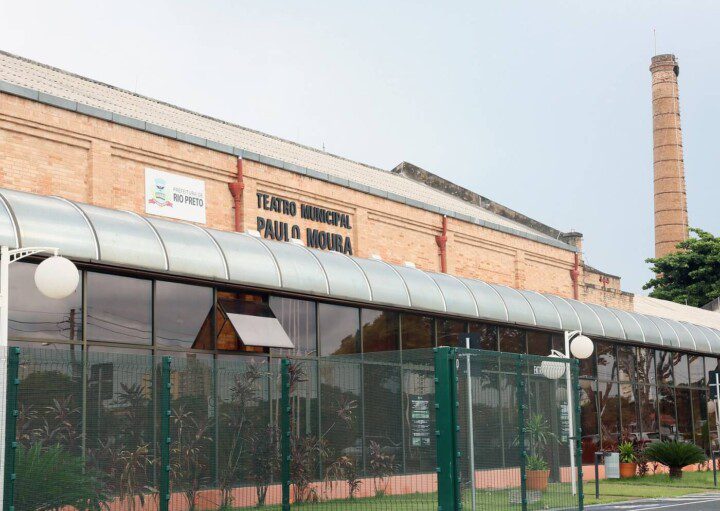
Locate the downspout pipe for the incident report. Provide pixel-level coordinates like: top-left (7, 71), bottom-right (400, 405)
top-left (228, 158), bottom-right (245, 232)
top-left (570, 252), bottom-right (580, 300)
top-left (435, 215), bottom-right (448, 273)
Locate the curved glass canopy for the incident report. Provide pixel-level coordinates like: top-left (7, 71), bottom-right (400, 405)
top-left (2, 187), bottom-right (720, 354)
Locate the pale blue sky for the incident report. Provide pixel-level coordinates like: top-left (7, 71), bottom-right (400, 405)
top-left (2, 1), bottom-right (719, 294)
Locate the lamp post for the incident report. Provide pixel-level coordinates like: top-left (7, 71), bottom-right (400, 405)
top-left (0, 245), bottom-right (79, 505)
top-left (540, 330), bottom-right (594, 497)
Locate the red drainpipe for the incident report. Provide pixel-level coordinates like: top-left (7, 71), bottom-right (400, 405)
top-left (570, 252), bottom-right (580, 300)
top-left (228, 158), bottom-right (245, 232)
top-left (435, 215), bottom-right (448, 273)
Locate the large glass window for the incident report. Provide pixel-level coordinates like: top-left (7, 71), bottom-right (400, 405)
top-left (468, 323), bottom-right (498, 350)
top-left (673, 353), bottom-right (690, 386)
top-left (270, 297), bottom-right (317, 356)
top-left (691, 390), bottom-right (709, 451)
top-left (215, 291), bottom-right (267, 353)
top-left (675, 388), bottom-right (693, 442)
top-left (436, 319), bottom-right (466, 347)
top-left (638, 385), bottom-right (659, 443)
top-left (636, 348), bottom-right (656, 384)
top-left (318, 303), bottom-right (359, 355)
top-left (596, 342), bottom-right (617, 382)
top-left (87, 272), bottom-right (151, 345)
top-left (579, 380), bottom-right (599, 463)
top-left (658, 386), bottom-right (677, 441)
top-left (9, 262), bottom-right (82, 342)
top-left (598, 382), bottom-right (620, 449)
top-left (619, 384), bottom-right (639, 440)
top-left (401, 314), bottom-right (434, 350)
top-left (499, 328), bottom-right (525, 354)
top-left (617, 346), bottom-right (637, 382)
top-left (688, 355), bottom-right (705, 387)
top-left (361, 309), bottom-right (399, 353)
top-left (656, 350), bottom-right (674, 385)
top-left (155, 281), bottom-right (213, 350)
top-left (526, 331), bottom-right (551, 356)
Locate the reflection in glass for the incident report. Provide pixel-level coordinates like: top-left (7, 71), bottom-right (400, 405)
top-left (499, 328), bottom-right (525, 354)
top-left (598, 382), bottom-right (620, 450)
top-left (617, 346), bottom-right (637, 382)
top-left (658, 386), bottom-right (677, 441)
top-left (155, 281), bottom-right (213, 349)
top-left (707, 390), bottom-right (718, 450)
top-left (638, 385), bottom-right (659, 444)
top-left (688, 355), bottom-right (705, 387)
top-left (637, 348), bottom-right (656, 384)
top-left (9, 262), bottom-right (82, 342)
top-left (619, 384), bottom-right (639, 440)
top-left (691, 389), bottom-right (709, 451)
top-left (270, 297), bottom-right (317, 356)
top-left (436, 319), bottom-right (467, 347)
top-left (675, 388), bottom-right (693, 443)
top-left (656, 351), bottom-right (674, 385)
top-left (401, 314), bottom-right (434, 350)
top-left (596, 342), bottom-right (617, 382)
top-left (468, 323), bottom-right (498, 350)
top-left (87, 272), bottom-right (151, 345)
top-left (579, 380), bottom-right (599, 463)
top-left (361, 309), bottom-right (399, 353)
top-left (673, 353), bottom-right (690, 386)
top-left (319, 303), bottom-right (359, 355)
top-left (526, 331), bottom-right (551, 356)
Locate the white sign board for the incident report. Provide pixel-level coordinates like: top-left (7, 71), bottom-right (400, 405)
top-left (604, 452), bottom-right (620, 479)
top-left (145, 168), bottom-right (206, 224)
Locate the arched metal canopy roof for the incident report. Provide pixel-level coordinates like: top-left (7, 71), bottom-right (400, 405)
top-left (2, 187), bottom-right (720, 355)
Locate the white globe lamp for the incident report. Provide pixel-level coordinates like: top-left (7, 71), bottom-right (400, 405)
top-left (570, 334), bottom-right (594, 360)
top-left (34, 256), bottom-right (79, 299)
top-left (540, 352), bottom-right (566, 380)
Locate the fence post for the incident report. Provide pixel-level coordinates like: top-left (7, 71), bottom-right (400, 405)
top-left (516, 355), bottom-right (528, 511)
top-left (281, 359), bottom-right (291, 511)
top-left (3, 347), bottom-right (20, 511)
top-left (160, 356), bottom-right (172, 511)
top-left (434, 347), bottom-right (461, 511)
top-left (572, 360), bottom-right (584, 510)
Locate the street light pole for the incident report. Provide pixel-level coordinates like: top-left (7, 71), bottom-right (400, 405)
top-left (0, 245), bottom-right (79, 506)
top-left (564, 330), bottom-right (577, 496)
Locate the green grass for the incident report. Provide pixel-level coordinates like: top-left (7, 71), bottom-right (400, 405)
top-left (225, 472), bottom-right (720, 510)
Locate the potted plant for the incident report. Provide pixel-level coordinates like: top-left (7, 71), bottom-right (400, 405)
top-left (644, 441), bottom-right (706, 479)
top-left (618, 441), bottom-right (637, 478)
top-left (521, 414), bottom-right (555, 491)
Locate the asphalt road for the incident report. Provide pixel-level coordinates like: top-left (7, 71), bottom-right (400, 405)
top-left (587, 493), bottom-right (720, 511)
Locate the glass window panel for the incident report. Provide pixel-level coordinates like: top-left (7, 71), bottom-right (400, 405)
top-left (673, 353), bottom-right (690, 386)
top-left (526, 331), bottom-right (551, 356)
top-left (656, 350), bottom-right (674, 385)
top-left (579, 380), bottom-right (599, 464)
top-left (215, 291), bottom-right (267, 353)
top-left (598, 382), bottom-right (620, 450)
top-left (87, 272), bottom-right (151, 345)
top-left (706, 357), bottom-right (719, 374)
top-left (401, 314), bottom-right (434, 350)
top-left (691, 390), bottom-right (709, 451)
top-left (619, 384), bottom-right (639, 440)
top-left (361, 309), bottom-right (399, 353)
top-left (688, 355), bottom-right (705, 387)
top-left (596, 342), bottom-right (617, 381)
top-left (318, 303), bottom-right (359, 355)
top-left (270, 297), bottom-right (318, 357)
top-left (468, 323), bottom-right (498, 351)
top-left (499, 327), bottom-right (525, 354)
top-left (637, 348), bottom-right (656, 385)
top-left (617, 346), bottom-right (637, 382)
top-left (658, 386), bottom-right (677, 441)
top-left (707, 391), bottom-right (718, 451)
top-left (9, 261), bottom-right (82, 342)
top-left (436, 319), bottom-right (467, 347)
top-left (675, 388), bottom-right (693, 443)
top-left (155, 281), bottom-right (213, 350)
top-left (638, 385), bottom-right (659, 445)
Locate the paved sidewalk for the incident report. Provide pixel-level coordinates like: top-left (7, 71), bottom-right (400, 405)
top-left (586, 493), bottom-right (720, 511)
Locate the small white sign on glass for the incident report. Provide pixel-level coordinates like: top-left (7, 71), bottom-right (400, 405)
top-left (145, 168), bottom-right (206, 224)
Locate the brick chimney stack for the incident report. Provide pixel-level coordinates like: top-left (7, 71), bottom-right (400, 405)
top-left (650, 54), bottom-right (689, 258)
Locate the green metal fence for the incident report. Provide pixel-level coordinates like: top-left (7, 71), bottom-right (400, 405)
top-left (2, 346), bottom-right (581, 511)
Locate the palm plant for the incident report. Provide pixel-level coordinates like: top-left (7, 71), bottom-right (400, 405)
top-left (643, 441), bottom-right (706, 478)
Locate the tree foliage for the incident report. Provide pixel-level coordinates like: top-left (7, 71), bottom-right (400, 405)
top-left (644, 228), bottom-right (720, 307)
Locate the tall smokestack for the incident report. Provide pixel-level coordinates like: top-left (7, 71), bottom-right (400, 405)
top-left (650, 54), bottom-right (689, 258)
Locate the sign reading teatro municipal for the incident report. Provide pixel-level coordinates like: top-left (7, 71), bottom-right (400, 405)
top-left (145, 168), bottom-right (206, 224)
top-left (256, 193), bottom-right (353, 255)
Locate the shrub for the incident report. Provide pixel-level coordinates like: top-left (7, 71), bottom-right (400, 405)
top-left (643, 441), bottom-right (706, 478)
top-left (619, 441), bottom-right (636, 463)
top-left (526, 455), bottom-right (549, 471)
